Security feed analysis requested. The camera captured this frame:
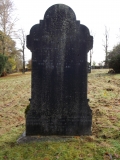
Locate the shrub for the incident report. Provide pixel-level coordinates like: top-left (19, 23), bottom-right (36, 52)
top-left (108, 54), bottom-right (120, 73)
top-left (5, 57), bottom-right (16, 73)
top-left (0, 54), bottom-right (7, 76)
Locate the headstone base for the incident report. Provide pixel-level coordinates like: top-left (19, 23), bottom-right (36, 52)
top-left (26, 101), bottom-right (92, 136)
top-left (17, 132), bottom-right (91, 144)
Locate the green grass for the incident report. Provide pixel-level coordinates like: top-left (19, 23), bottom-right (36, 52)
top-left (0, 137), bottom-right (120, 160)
top-left (0, 70), bottom-right (120, 160)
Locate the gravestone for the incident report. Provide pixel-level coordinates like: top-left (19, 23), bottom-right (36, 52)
top-left (26, 4), bottom-right (93, 136)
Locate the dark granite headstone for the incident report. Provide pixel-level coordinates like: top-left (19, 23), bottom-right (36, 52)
top-left (26, 4), bottom-right (93, 136)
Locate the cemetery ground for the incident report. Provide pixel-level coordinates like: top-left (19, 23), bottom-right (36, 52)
top-left (0, 69), bottom-right (120, 160)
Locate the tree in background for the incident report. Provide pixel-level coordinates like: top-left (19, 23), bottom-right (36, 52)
top-left (108, 43), bottom-right (120, 73)
top-left (5, 57), bottom-right (15, 72)
top-left (0, 54), bottom-right (7, 76)
top-left (0, 31), bottom-right (16, 56)
top-left (14, 49), bottom-right (22, 72)
top-left (0, 0), bottom-right (17, 55)
top-left (0, 0), bottom-right (23, 76)
top-left (5, 50), bottom-right (22, 73)
top-left (92, 61), bottom-right (96, 66)
top-left (89, 30), bottom-right (95, 67)
top-left (0, 0), bottom-right (15, 34)
top-left (108, 43), bottom-right (120, 58)
top-left (103, 26), bottom-right (109, 67)
top-left (0, 30), bottom-right (22, 74)
top-left (16, 29), bottom-right (26, 74)
top-left (27, 59), bottom-right (32, 69)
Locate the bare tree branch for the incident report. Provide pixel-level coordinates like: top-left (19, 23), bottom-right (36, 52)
top-left (0, 0), bottom-right (18, 55)
top-left (102, 26), bottom-right (110, 67)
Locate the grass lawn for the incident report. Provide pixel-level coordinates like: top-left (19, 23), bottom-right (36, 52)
top-left (0, 69), bottom-right (120, 160)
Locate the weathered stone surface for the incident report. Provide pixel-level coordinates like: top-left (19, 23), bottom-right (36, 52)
top-left (26, 4), bottom-right (93, 136)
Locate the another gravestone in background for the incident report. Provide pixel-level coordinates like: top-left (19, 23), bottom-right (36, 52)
top-left (26, 4), bottom-right (93, 136)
